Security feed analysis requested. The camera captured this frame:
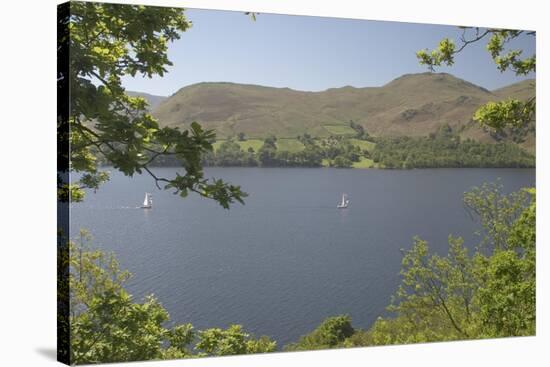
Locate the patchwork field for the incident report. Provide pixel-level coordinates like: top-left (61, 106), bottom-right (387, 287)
top-left (237, 139), bottom-right (264, 152)
top-left (349, 139), bottom-right (376, 152)
top-left (276, 139), bottom-right (305, 152)
top-left (322, 124), bottom-right (357, 136)
top-left (352, 157), bottom-right (378, 168)
top-left (212, 137), bottom-right (379, 168)
top-left (212, 139), bottom-right (264, 152)
top-left (213, 138), bottom-right (307, 153)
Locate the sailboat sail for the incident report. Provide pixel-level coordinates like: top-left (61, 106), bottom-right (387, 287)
top-left (337, 193), bottom-right (349, 208)
top-left (141, 193), bottom-right (152, 208)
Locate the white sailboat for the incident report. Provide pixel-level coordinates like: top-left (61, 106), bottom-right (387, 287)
top-left (141, 192), bottom-right (152, 209)
top-left (337, 193), bottom-right (349, 209)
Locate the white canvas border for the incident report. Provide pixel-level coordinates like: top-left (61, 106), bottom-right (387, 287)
top-left (0, 0), bottom-right (546, 366)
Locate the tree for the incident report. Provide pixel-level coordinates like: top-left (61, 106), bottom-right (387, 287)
top-left (416, 28), bottom-right (535, 133)
top-left (68, 233), bottom-right (275, 364)
top-left (297, 133), bottom-right (315, 146)
top-left (469, 186), bottom-right (536, 337)
top-left (463, 181), bottom-right (533, 250)
top-left (263, 135), bottom-right (278, 148)
top-left (297, 146), bottom-right (323, 167)
top-left (297, 185), bottom-right (535, 350)
top-left (332, 155), bottom-right (353, 168)
top-left (258, 135), bottom-right (278, 166)
top-left (195, 325), bottom-right (276, 356)
top-left (69, 233), bottom-right (170, 364)
top-left (58, 2), bottom-right (246, 208)
top-left (349, 120), bottom-right (369, 140)
top-left (370, 134), bottom-right (534, 169)
top-left (285, 315), bottom-right (355, 351)
top-left (351, 185), bottom-right (535, 346)
top-left (57, 5), bottom-right (255, 362)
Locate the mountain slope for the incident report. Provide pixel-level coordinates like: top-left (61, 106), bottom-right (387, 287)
top-left (127, 91), bottom-right (167, 110)
top-left (492, 79), bottom-right (536, 100)
top-left (151, 73), bottom-right (535, 150)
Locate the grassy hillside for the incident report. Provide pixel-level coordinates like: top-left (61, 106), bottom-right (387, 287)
top-left (149, 73), bottom-right (535, 151)
top-left (126, 91), bottom-right (167, 110)
top-left (349, 139), bottom-right (376, 151)
top-left (212, 138), bottom-right (306, 153)
top-left (276, 139), bottom-right (305, 152)
top-left (492, 79), bottom-right (536, 100)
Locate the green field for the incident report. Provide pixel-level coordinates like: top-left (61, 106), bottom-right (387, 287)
top-left (212, 140), bottom-right (223, 151)
top-left (237, 139), bottom-right (264, 152)
top-left (349, 139), bottom-right (376, 152)
top-left (352, 157), bottom-right (377, 168)
top-left (322, 124), bottom-right (357, 136)
top-left (214, 138), bottom-right (305, 153)
top-left (321, 157), bottom-right (377, 169)
top-left (276, 138), bottom-right (305, 152)
top-left (212, 137), bottom-right (377, 169)
top-left (213, 139), bottom-right (264, 152)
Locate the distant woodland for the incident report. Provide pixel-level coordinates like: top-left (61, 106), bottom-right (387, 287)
top-left (147, 123), bottom-right (534, 169)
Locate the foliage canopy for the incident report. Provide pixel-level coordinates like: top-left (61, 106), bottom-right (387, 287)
top-left (67, 233), bottom-right (276, 364)
top-left (58, 2), bottom-right (246, 208)
top-left (296, 184), bottom-right (535, 348)
top-left (416, 27), bottom-right (535, 133)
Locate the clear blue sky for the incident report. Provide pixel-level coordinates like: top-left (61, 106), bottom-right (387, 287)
top-left (122, 8), bottom-right (535, 96)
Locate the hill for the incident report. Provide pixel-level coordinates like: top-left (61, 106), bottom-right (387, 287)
top-left (126, 91), bottom-right (167, 110)
top-left (149, 73), bottom-right (535, 151)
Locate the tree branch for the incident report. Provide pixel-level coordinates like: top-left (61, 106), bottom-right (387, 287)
top-left (455, 28), bottom-right (492, 54)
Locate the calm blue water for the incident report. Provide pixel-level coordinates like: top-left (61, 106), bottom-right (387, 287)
top-left (70, 167), bottom-right (535, 347)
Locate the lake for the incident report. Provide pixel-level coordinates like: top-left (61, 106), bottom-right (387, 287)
top-left (70, 167), bottom-right (535, 347)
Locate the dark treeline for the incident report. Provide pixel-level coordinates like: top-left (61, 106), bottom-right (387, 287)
top-left (91, 113), bottom-right (535, 170)
top-left (149, 127), bottom-right (534, 169)
top-left (203, 136), bottom-right (324, 168)
top-left (150, 134), bottom-right (366, 168)
top-left (371, 125), bottom-right (535, 168)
